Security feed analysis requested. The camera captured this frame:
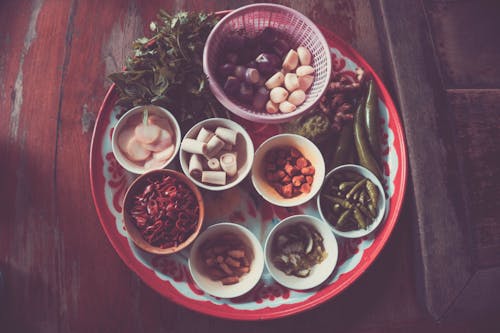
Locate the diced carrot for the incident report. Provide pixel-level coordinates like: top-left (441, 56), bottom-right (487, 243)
top-left (306, 176), bottom-right (314, 184)
top-left (276, 170), bottom-right (286, 179)
top-left (300, 183), bottom-right (311, 193)
top-left (301, 166), bottom-right (315, 175)
top-left (281, 184), bottom-right (293, 198)
top-left (282, 175), bottom-right (291, 184)
top-left (284, 163), bottom-right (299, 176)
top-left (292, 175), bottom-right (305, 187)
top-left (295, 157), bottom-right (308, 169)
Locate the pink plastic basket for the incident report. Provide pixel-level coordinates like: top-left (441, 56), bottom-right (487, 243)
top-left (204, 4), bottom-right (332, 124)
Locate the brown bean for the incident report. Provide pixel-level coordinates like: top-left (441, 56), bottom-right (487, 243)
top-left (228, 249), bottom-right (245, 259)
top-left (221, 276), bottom-right (240, 285)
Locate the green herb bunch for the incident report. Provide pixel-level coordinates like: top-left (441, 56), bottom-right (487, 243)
top-left (109, 10), bottom-right (226, 132)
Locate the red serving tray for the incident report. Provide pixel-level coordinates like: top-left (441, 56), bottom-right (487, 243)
top-left (90, 21), bottom-right (407, 320)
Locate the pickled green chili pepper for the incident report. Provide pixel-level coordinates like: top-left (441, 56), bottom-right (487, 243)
top-left (336, 209), bottom-right (352, 228)
top-left (346, 179), bottom-right (368, 199)
top-left (366, 180), bottom-right (379, 205)
top-left (323, 195), bottom-right (353, 209)
top-left (353, 208), bottom-right (367, 229)
top-left (358, 204), bottom-right (375, 219)
top-left (368, 203), bottom-right (377, 217)
top-left (339, 181), bottom-right (356, 191)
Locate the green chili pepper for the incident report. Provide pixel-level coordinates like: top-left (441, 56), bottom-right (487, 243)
top-left (366, 180), bottom-right (379, 205)
top-left (364, 80), bottom-right (382, 165)
top-left (336, 209), bottom-right (352, 228)
top-left (358, 204), bottom-right (375, 219)
top-left (323, 195), bottom-right (353, 209)
top-left (339, 181), bottom-right (356, 191)
top-left (353, 208), bottom-right (367, 229)
top-left (368, 203), bottom-right (377, 217)
top-left (359, 190), bottom-right (367, 205)
top-left (346, 178), bottom-right (368, 200)
top-left (354, 95), bottom-right (382, 179)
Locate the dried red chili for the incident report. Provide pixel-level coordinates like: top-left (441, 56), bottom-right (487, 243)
top-left (126, 174), bottom-right (199, 249)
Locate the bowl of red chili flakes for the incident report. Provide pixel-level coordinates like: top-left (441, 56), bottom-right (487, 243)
top-left (122, 169), bottom-right (204, 255)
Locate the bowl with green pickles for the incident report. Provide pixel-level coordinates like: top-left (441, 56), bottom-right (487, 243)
top-left (317, 164), bottom-right (386, 238)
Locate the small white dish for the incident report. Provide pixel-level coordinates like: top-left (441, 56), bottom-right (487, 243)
top-left (264, 215), bottom-right (338, 290)
top-left (179, 118), bottom-right (254, 191)
top-left (111, 105), bottom-right (181, 174)
top-left (188, 222), bottom-right (264, 299)
top-left (251, 134), bottom-right (325, 207)
top-left (317, 164), bottom-right (386, 238)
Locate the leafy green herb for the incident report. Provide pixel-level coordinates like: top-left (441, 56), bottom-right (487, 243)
top-left (109, 10), bottom-right (227, 132)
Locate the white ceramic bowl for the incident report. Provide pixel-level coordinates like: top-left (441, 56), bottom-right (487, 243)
top-left (264, 215), bottom-right (338, 290)
top-left (251, 134), bottom-right (325, 207)
top-left (179, 118), bottom-right (254, 191)
top-left (188, 222), bottom-right (264, 299)
top-left (317, 164), bottom-right (386, 238)
top-left (111, 105), bottom-right (181, 174)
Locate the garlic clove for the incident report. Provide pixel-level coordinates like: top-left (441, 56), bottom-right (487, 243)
top-left (284, 73), bottom-right (300, 92)
top-left (282, 49), bottom-right (299, 72)
top-left (298, 75), bottom-right (314, 91)
top-left (296, 65), bottom-right (315, 77)
top-left (265, 71), bottom-right (285, 89)
top-left (297, 46), bottom-right (312, 66)
top-left (279, 101), bottom-right (297, 113)
top-left (266, 100), bottom-right (279, 114)
top-left (270, 87), bottom-right (289, 104)
top-left (288, 90), bottom-right (306, 106)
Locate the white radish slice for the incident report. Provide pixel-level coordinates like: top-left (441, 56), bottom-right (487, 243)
top-left (181, 138), bottom-right (207, 155)
top-left (201, 171), bottom-right (226, 186)
top-left (141, 129), bottom-right (173, 152)
top-left (205, 135), bottom-right (225, 159)
top-left (196, 127), bottom-right (215, 143)
top-left (153, 144), bottom-right (175, 162)
top-left (134, 123), bottom-right (161, 144)
top-left (188, 154), bottom-right (203, 179)
top-left (214, 127), bottom-right (237, 145)
top-left (207, 158), bottom-right (221, 171)
top-left (126, 137), bottom-right (151, 162)
top-left (148, 115), bottom-right (173, 133)
top-left (117, 127), bottom-right (135, 155)
top-left (220, 152), bottom-right (238, 177)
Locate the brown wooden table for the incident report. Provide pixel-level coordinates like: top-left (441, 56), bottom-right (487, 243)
top-left (1, 0), bottom-right (498, 332)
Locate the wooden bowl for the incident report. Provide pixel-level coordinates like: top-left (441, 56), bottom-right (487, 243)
top-left (122, 169), bottom-right (204, 255)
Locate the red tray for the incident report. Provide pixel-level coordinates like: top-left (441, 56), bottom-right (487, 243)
top-left (90, 25), bottom-right (407, 320)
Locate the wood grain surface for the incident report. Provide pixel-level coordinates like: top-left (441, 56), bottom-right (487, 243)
top-left (0, 0), bottom-right (497, 332)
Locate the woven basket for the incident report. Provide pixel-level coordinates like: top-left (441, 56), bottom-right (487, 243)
top-left (204, 4), bottom-right (332, 124)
